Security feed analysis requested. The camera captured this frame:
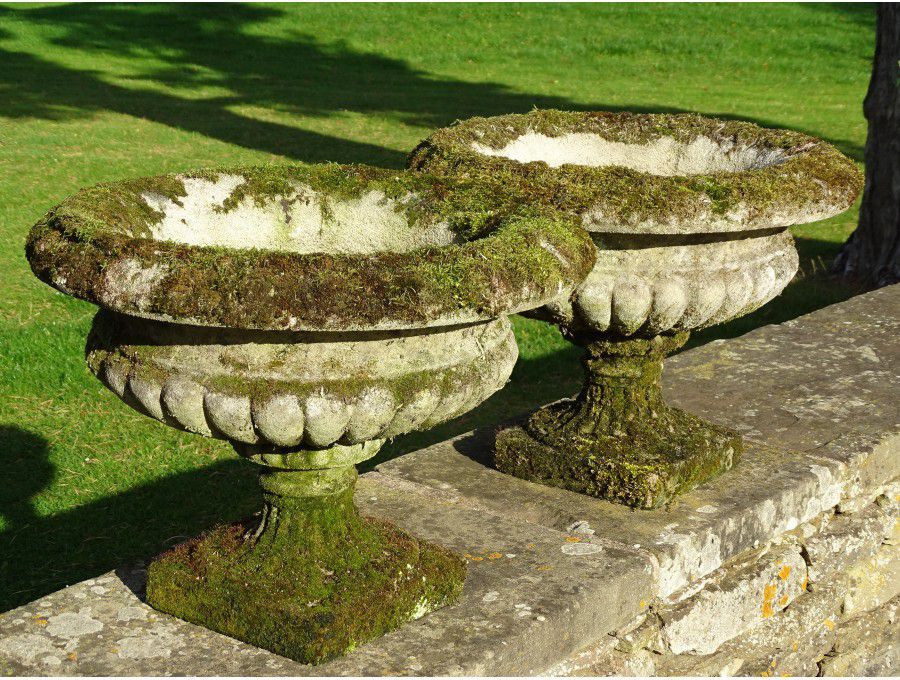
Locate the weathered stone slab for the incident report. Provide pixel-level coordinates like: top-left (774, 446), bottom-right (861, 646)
top-left (657, 577), bottom-right (846, 677)
top-left (377, 286), bottom-right (900, 599)
top-left (653, 545), bottom-right (807, 655)
top-left (664, 284), bottom-right (900, 502)
top-left (325, 474), bottom-right (653, 675)
top-left (0, 571), bottom-right (307, 676)
top-left (572, 491), bottom-right (899, 676)
top-left (0, 472), bottom-right (653, 676)
top-left (378, 432), bottom-right (844, 598)
top-left (843, 539), bottom-right (900, 618)
top-left (819, 595), bottom-right (899, 677)
top-left (803, 501), bottom-right (894, 583)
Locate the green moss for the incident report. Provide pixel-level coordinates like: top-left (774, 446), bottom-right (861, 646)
top-left (44, 175), bottom-right (189, 241)
top-left (25, 163), bottom-right (595, 331)
top-left (146, 466), bottom-right (466, 664)
top-left (493, 333), bottom-right (742, 508)
top-left (411, 110), bottom-right (822, 157)
top-left (27, 199), bottom-right (593, 332)
top-left (408, 109), bottom-right (864, 231)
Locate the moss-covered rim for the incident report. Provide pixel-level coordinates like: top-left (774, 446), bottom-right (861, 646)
top-left (408, 110), bottom-right (863, 234)
top-left (25, 163), bottom-right (595, 331)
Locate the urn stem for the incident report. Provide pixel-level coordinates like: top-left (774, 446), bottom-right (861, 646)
top-left (528, 332), bottom-right (688, 445)
top-left (252, 465), bottom-right (361, 552)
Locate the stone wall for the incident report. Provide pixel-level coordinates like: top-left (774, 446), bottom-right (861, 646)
top-left (559, 488), bottom-right (898, 676)
top-left (0, 285), bottom-right (897, 676)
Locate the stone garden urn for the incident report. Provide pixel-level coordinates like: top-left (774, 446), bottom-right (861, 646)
top-left (25, 163), bottom-right (594, 663)
top-left (410, 110), bottom-right (863, 509)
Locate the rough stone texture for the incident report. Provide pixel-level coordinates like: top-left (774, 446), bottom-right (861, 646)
top-left (581, 578), bottom-right (847, 677)
top-left (89, 312), bottom-right (519, 450)
top-left (0, 473), bottom-right (653, 676)
top-left (0, 571), bottom-right (306, 676)
top-left (653, 545), bottom-right (808, 655)
top-left (548, 229), bottom-right (799, 336)
top-left (843, 539), bottom-right (900, 618)
top-left (409, 110), bottom-right (863, 234)
top-left (664, 284), bottom-right (900, 503)
top-left (655, 577), bottom-right (847, 677)
top-left (819, 596), bottom-right (899, 677)
top-left (803, 502), bottom-right (894, 583)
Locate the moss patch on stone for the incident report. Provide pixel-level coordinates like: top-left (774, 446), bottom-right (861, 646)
top-left (26, 164), bottom-right (595, 331)
top-left (146, 469), bottom-right (466, 665)
top-left (408, 110), bottom-right (863, 233)
top-left (493, 333), bottom-right (742, 508)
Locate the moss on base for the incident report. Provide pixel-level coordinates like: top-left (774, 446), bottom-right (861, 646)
top-left (494, 334), bottom-right (741, 508)
top-left (146, 467), bottom-right (466, 664)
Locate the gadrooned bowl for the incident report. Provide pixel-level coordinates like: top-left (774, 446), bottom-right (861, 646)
top-left (27, 163), bottom-right (596, 453)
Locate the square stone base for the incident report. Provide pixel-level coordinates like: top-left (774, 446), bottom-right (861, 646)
top-left (146, 517), bottom-right (465, 665)
top-left (494, 415), bottom-right (742, 509)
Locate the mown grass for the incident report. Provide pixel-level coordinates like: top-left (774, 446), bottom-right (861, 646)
top-left (0, 3), bottom-right (874, 610)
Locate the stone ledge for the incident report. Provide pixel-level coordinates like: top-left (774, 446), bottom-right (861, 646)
top-left (1, 285), bottom-right (897, 676)
top-left (581, 501), bottom-right (899, 677)
top-left (0, 472), bottom-right (654, 676)
top-left (378, 285), bottom-right (900, 600)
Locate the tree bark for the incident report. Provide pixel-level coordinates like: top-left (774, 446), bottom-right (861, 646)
top-left (832, 4), bottom-right (900, 287)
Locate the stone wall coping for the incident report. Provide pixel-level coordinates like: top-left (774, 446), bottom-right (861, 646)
top-left (1, 284), bottom-right (896, 675)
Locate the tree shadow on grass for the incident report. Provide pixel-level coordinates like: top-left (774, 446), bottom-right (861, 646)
top-left (0, 3), bottom-right (865, 165)
top-left (0, 423), bottom-right (258, 612)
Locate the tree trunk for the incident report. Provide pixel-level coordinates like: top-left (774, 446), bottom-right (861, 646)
top-left (832, 4), bottom-right (900, 288)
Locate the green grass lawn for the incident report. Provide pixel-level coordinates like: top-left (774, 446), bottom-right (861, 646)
top-left (0, 3), bottom-right (874, 611)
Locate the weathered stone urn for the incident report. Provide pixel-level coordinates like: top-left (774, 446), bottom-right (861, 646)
top-left (410, 110), bottom-right (863, 509)
top-left (25, 164), bottom-right (594, 662)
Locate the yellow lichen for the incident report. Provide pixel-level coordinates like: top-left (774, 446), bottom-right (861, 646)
top-left (762, 583), bottom-right (777, 618)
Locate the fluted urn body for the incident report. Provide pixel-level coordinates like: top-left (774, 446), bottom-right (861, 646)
top-left (26, 163), bottom-right (594, 661)
top-left (410, 110), bottom-right (863, 508)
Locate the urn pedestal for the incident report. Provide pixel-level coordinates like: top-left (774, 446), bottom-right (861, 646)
top-left (26, 163), bottom-right (594, 661)
top-left (410, 110), bottom-right (863, 508)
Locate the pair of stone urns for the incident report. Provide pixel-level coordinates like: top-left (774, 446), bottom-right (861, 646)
top-left (27, 111), bottom-right (861, 664)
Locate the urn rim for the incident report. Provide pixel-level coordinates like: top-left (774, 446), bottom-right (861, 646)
top-left (25, 163), bottom-right (595, 331)
top-left (408, 109), bottom-right (863, 235)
